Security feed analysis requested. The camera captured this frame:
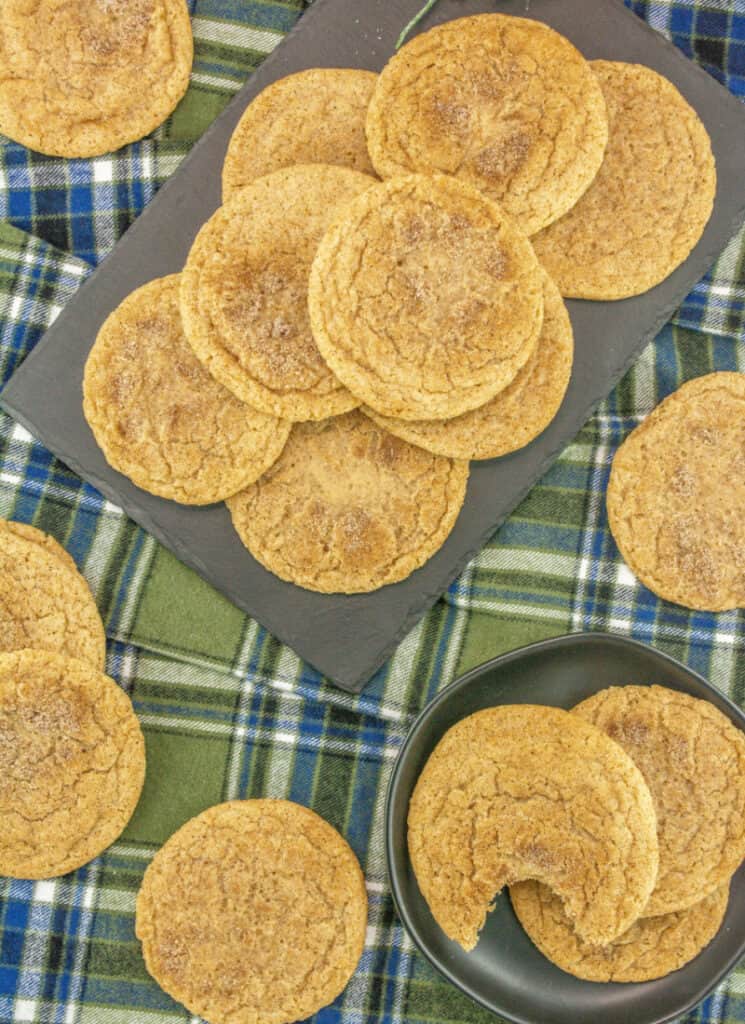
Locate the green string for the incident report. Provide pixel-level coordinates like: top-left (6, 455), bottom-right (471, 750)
top-left (395, 0), bottom-right (441, 49)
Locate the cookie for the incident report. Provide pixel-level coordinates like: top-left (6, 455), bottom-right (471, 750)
top-left (607, 372), bottom-right (745, 611)
top-left (0, 525), bottom-right (106, 669)
top-left (222, 68), bottom-right (378, 198)
top-left (0, 0), bottom-right (193, 158)
top-left (226, 411), bottom-right (469, 594)
top-left (364, 271), bottom-right (572, 459)
top-left (573, 685), bottom-right (745, 917)
top-left (181, 164), bottom-right (375, 421)
top-left (510, 880), bottom-right (728, 983)
top-left (0, 649), bottom-right (145, 879)
top-left (0, 519), bottom-right (78, 576)
top-left (532, 61), bottom-right (716, 299)
top-left (408, 705), bottom-right (658, 951)
top-left (83, 275), bottom-right (290, 505)
top-left (136, 800), bottom-right (367, 1024)
top-left (365, 15), bottom-right (608, 236)
top-left (309, 173), bottom-right (544, 421)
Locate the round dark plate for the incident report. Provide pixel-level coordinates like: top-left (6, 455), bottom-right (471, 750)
top-left (386, 632), bottom-right (745, 1024)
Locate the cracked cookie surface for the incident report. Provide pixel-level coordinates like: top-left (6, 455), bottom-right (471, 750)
top-left (365, 15), bottom-right (608, 236)
top-left (83, 275), bottom-right (290, 505)
top-left (533, 61), bottom-right (716, 299)
top-left (607, 372), bottom-right (745, 611)
top-left (0, 519), bottom-right (78, 576)
top-left (181, 164), bottom-right (375, 421)
top-left (511, 880), bottom-right (728, 982)
top-left (573, 685), bottom-right (745, 916)
top-left (0, 0), bottom-right (193, 158)
top-left (222, 68), bottom-right (378, 198)
top-left (408, 705), bottom-right (658, 951)
top-left (0, 649), bottom-right (145, 879)
top-left (309, 173), bottom-right (544, 421)
top-left (135, 799), bottom-right (367, 1024)
top-left (364, 271), bottom-right (572, 459)
top-left (0, 525), bottom-right (105, 668)
top-left (226, 411), bottom-right (469, 593)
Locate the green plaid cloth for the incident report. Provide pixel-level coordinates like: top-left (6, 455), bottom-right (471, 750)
top-left (1, 1), bottom-right (745, 1022)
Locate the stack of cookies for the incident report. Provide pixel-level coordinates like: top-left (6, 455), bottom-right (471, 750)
top-left (409, 685), bottom-right (745, 982)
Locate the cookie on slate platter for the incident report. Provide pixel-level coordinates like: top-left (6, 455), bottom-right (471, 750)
top-left (309, 173), bottom-right (544, 422)
top-left (222, 68), bottom-right (378, 198)
top-left (0, 649), bottom-right (145, 879)
top-left (365, 271), bottom-right (573, 460)
top-left (181, 164), bottom-right (375, 421)
top-left (607, 372), bottom-right (745, 611)
top-left (365, 15), bottom-right (608, 236)
top-left (226, 411), bottom-right (469, 594)
top-left (533, 61), bottom-right (716, 299)
top-left (136, 800), bottom-right (367, 1024)
top-left (83, 275), bottom-right (291, 505)
top-left (408, 705), bottom-right (659, 951)
top-left (573, 685), bottom-right (745, 917)
top-left (0, 0), bottom-right (193, 158)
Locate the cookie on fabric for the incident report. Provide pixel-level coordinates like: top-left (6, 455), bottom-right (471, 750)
top-left (0, 0), bottom-right (193, 158)
top-left (573, 685), bottom-right (745, 917)
top-left (0, 649), bottom-right (145, 879)
top-left (532, 61), bottom-right (716, 299)
top-left (0, 525), bottom-right (106, 669)
top-left (181, 164), bottom-right (375, 421)
top-left (222, 68), bottom-right (378, 198)
top-left (0, 520), bottom-right (79, 576)
top-left (365, 15), bottom-right (608, 236)
top-left (510, 880), bottom-right (728, 983)
top-left (365, 271), bottom-right (572, 459)
top-left (136, 800), bottom-right (367, 1024)
top-left (309, 173), bottom-right (544, 422)
top-left (83, 275), bottom-right (290, 505)
top-left (226, 411), bottom-right (469, 594)
top-left (408, 705), bottom-right (658, 951)
top-left (607, 372), bottom-right (745, 611)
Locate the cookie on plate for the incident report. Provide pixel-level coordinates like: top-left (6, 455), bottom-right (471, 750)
top-left (181, 164), bottom-right (375, 421)
top-left (83, 275), bottom-right (290, 505)
top-left (309, 173), bottom-right (544, 421)
top-left (607, 372), bottom-right (745, 611)
top-left (0, 0), bottom-right (193, 158)
top-left (533, 61), bottom-right (716, 299)
top-left (365, 15), bottom-right (608, 235)
top-left (365, 271), bottom-right (572, 459)
top-left (573, 685), bottom-right (745, 916)
top-left (0, 649), bottom-right (145, 879)
top-left (511, 880), bottom-right (728, 982)
top-left (222, 68), bottom-right (378, 197)
top-left (136, 800), bottom-right (367, 1024)
top-left (226, 411), bottom-right (469, 594)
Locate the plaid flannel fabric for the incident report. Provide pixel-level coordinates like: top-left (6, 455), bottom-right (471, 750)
top-left (0, 1), bottom-right (744, 1022)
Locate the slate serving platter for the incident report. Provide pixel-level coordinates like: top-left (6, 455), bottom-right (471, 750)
top-left (3, 0), bottom-right (745, 693)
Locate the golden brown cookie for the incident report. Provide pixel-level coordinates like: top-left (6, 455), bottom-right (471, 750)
top-left (0, 525), bottom-right (106, 669)
top-left (0, 0), bottom-right (193, 158)
top-left (607, 372), bottom-right (745, 611)
top-left (0, 649), bottom-right (145, 879)
top-left (309, 173), bottom-right (544, 421)
top-left (365, 15), bottom-right (608, 236)
top-left (226, 411), bottom-right (469, 594)
top-left (573, 685), bottom-right (745, 917)
top-left (222, 68), bottom-right (378, 198)
top-left (136, 800), bottom-right (367, 1024)
top-left (365, 271), bottom-right (572, 459)
top-left (181, 164), bottom-right (375, 421)
top-left (532, 61), bottom-right (716, 299)
top-left (83, 275), bottom-right (290, 505)
top-left (510, 880), bottom-right (728, 983)
top-left (0, 520), bottom-right (78, 576)
top-left (408, 705), bottom-right (658, 951)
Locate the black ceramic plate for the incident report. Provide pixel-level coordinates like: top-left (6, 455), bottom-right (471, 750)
top-left (386, 632), bottom-right (745, 1024)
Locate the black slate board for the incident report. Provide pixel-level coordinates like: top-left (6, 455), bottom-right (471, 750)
top-left (3, 0), bottom-right (745, 693)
